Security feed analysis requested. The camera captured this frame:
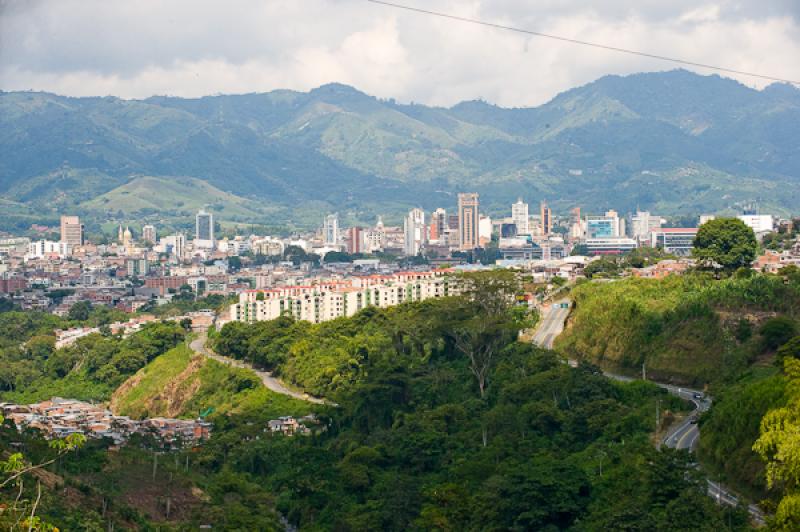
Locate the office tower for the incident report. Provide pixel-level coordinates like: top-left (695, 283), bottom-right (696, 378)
top-left (511, 198), bottom-right (529, 234)
top-left (404, 208), bottom-right (426, 256)
top-left (540, 201), bottom-right (552, 236)
top-left (458, 193), bottom-right (479, 251)
top-left (429, 208), bottom-right (447, 241)
top-left (630, 211), bottom-right (662, 241)
top-left (60, 215), bottom-right (83, 246)
top-left (347, 227), bottom-right (364, 254)
top-left (586, 210), bottom-right (624, 238)
top-left (173, 233), bottom-right (186, 259)
top-left (195, 209), bottom-right (215, 249)
top-left (142, 224), bottom-right (156, 244)
top-left (324, 214), bottom-right (339, 245)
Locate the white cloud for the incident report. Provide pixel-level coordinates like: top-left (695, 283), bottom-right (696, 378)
top-left (0, 0), bottom-right (798, 106)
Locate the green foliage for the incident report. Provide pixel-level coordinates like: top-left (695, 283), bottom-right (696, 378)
top-left (760, 317), bottom-right (798, 351)
top-left (0, 321), bottom-right (187, 403)
top-left (558, 272), bottom-right (800, 384)
top-left (693, 217), bottom-right (758, 271)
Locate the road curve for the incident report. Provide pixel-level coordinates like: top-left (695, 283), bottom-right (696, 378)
top-left (535, 299), bottom-right (766, 525)
top-left (531, 300), bottom-right (571, 349)
top-left (189, 333), bottom-right (331, 405)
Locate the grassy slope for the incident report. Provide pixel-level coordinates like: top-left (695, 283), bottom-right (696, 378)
top-left (555, 274), bottom-right (800, 385)
top-left (80, 175), bottom-right (269, 218)
top-left (111, 341), bottom-right (313, 420)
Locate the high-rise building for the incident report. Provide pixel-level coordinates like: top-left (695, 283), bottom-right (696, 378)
top-left (630, 211), bottom-right (662, 241)
top-left (586, 210), bottom-right (623, 239)
top-left (540, 201), bottom-right (552, 236)
top-left (404, 208), bottom-right (426, 256)
top-left (346, 227), bottom-right (364, 254)
top-left (60, 216), bottom-right (83, 247)
top-left (458, 193), bottom-right (479, 251)
top-left (511, 199), bottom-right (529, 235)
top-left (142, 224), bottom-right (156, 244)
top-left (324, 214), bottom-right (339, 246)
top-left (195, 209), bottom-right (215, 249)
top-left (429, 208), bottom-right (447, 241)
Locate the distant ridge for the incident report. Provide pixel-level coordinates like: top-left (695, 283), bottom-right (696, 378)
top-left (1, 69), bottom-right (798, 230)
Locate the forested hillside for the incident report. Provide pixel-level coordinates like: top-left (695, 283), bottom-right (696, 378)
top-left (2, 69), bottom-right (799, 232)
top-left (556, 272), bottom-right (800, 384)
top-left (1, 275), bottom-right (750, 530)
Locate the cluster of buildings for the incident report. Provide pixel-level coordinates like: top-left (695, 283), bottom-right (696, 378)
top-left (0, 398), bottom-right (212, 447)
top-left (0, 199), bottom-right (795, 319)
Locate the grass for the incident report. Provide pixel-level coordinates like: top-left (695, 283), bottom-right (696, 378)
top-left (111, 341), bottom-right (316, 421)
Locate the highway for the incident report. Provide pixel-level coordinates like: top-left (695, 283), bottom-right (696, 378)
top-left (536, 298), bottom-right (767, 526)
top-left (531, 299), bottom-right (571, 349)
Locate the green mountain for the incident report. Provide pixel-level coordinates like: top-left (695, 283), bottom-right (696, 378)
top-left (1, 69), bottom-right (798, 231)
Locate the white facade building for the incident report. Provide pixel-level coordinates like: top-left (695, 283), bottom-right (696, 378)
top-left (403, 208), bottom-right (426, 256)
top-left (511, 199), bottom-right (530, 235)
top-left (324, 214), bottom-right (340, 246)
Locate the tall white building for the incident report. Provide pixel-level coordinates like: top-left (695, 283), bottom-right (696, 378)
top-left (195, 210), bottom-right (215, 249)
top-left (161, 233), bottom-right (186, 260)
top-left (738, 214), bottom-right (773, 235)
top-left (630, 211), bottom-right (662, 241)
top-left (511, 198), bottom-right (529, 234)
top-left (403, 208), bottom-right (426, 256)
top-left (324, 214), bottom-right (340, 246)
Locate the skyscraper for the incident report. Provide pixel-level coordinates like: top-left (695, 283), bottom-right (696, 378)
top-left (142, 224), bottom-right (156, 244)
top-left (324, 214), bottom-right (339, 246)
top-left (195, 209), bottom-right (215, 249)
top-left (511, 198), bottom-right (529, 234)
top-left (60, 215), bottom-right (83, 247)
top-left (540, 201), bottom-right (552, 236)
top-left (346, 226), bottom-right (364, 254)
top-left (458, 193), bottom-right (479, 251)
top-left (429, 208), bottom-right (447, 241)
top-left (403, 208), bottom-right (426, 256)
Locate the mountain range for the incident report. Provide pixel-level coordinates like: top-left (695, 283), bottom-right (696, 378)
top-left (1, 69), bottom-right (799, 233)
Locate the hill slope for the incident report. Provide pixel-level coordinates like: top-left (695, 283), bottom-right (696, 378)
top-left (2, 69), bottom-right (799, 230)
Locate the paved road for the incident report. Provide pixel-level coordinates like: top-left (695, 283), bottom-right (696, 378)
top-left (531, 300), bottom-right (571, 349)
top-left (189, 333), bottom-right (331, 405)
top-left (533, 300), bottom-right (766, 525)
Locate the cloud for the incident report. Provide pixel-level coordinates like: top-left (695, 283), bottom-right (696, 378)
top-left (0, 0), bottom-right (798, 106)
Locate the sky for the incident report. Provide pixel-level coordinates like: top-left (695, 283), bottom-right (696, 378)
top-left (1, 0), bottom-right (799, 107)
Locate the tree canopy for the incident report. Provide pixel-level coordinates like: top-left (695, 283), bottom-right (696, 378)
top-left (692, 217), bottom-right (757, 271)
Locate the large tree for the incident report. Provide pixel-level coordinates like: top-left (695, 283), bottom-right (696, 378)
top-left (692, 218), bottom-right (757, 271)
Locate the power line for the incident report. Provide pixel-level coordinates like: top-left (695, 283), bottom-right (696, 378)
top-left (367, 0), bottom-right (800, 86)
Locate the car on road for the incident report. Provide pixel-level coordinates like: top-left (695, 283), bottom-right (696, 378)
top-left (689, 416), bottom-right (698, 424)
top-left (693, 392), bottom-right (704, 400)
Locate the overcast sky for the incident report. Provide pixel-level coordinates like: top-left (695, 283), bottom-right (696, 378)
top-left (1, 0), bottom-right (798, 107)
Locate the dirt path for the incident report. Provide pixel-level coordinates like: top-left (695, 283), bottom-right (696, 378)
top-left (189, 333), bottom-right (331, 405)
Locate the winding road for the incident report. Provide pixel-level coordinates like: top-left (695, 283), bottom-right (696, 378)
top-left (533, 299), bottom-right (767, 525)
top-left (189, 333), bottom-right (331, 405)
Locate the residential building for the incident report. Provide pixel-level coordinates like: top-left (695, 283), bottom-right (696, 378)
top-left (403, 208), bottom-right (426, 256)
top-left (346, 227), bottom-right (364, 254)
top-left (142, 224), bottom-right (156, 244)
top-left (540, 201), bottom-right (552, 236)
top-left (230, 271), bottom-right (458, 325)
top-left (195, 209), bottom-right (215, 249)
top-left (458, 193), bottom-right (479, 251)
top-left (60, 215), bottom-right (84, 247)
top-left (511, 199), bottom-right (529, 235)
top-left (324, 214), bottom-right (339, 246)
top-left (429, 208), bottom-right (447, 242)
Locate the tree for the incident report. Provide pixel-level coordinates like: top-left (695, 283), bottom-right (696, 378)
top-left (777, 336), bottom-right (800, 367)
top-left (753, 358), bottom-right (800, 530)
top-left (67, 300), bottom-right (92, 321)
top-left (760, 316), bottom-right (798, 351)
top-left (692, 218), bottom-right (757, 271)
